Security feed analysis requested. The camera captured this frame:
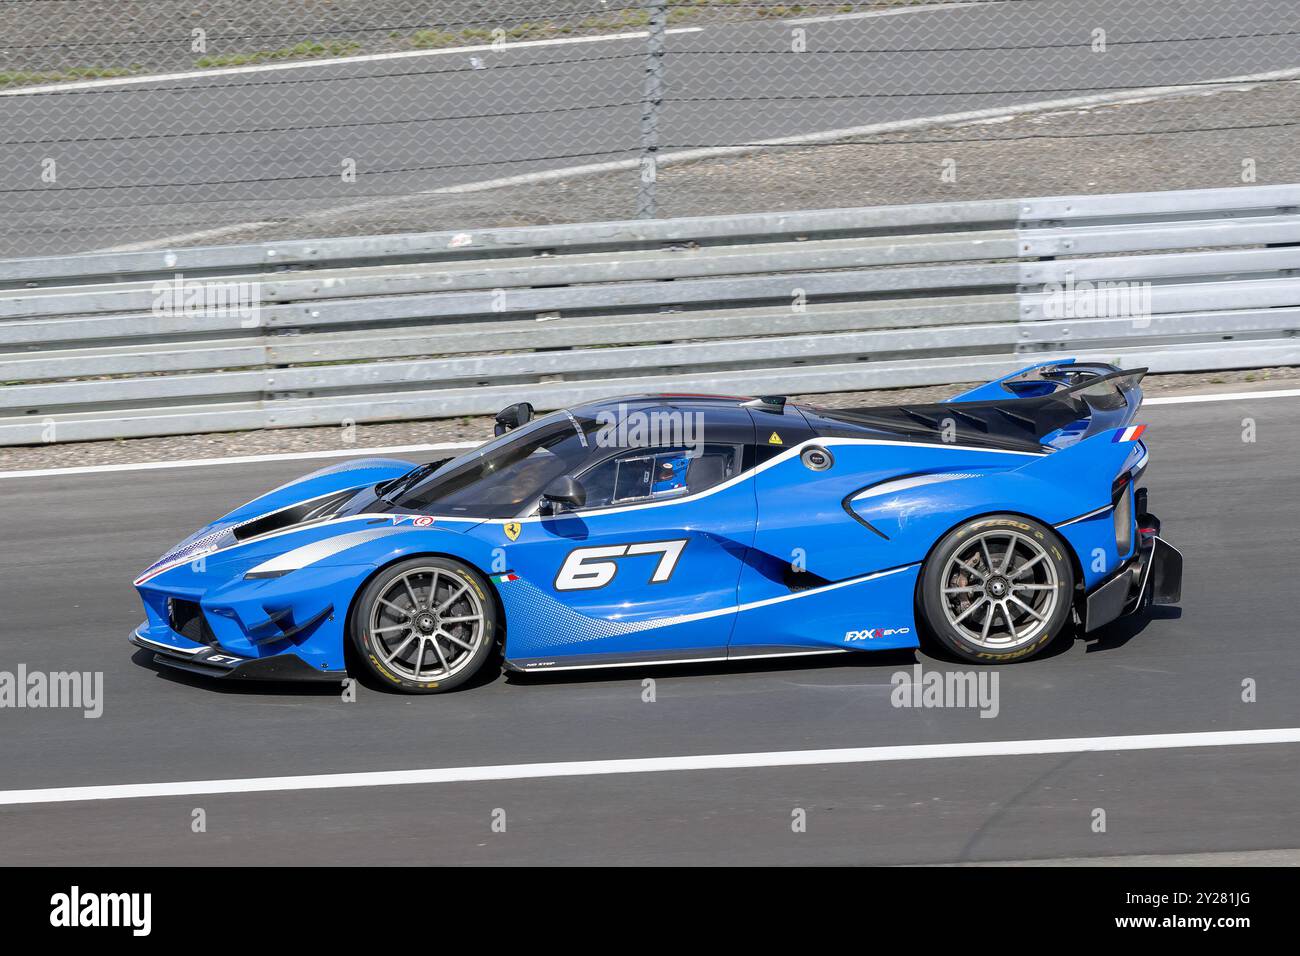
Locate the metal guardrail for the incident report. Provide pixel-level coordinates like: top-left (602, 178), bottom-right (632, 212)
top-left (1, 184), bottom-right (1297, 445)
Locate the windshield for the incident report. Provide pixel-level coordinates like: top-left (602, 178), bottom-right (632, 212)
top-left (384, 411), bottom-right (601, 518)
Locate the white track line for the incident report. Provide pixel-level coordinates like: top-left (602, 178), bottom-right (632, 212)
top-left (0, 442), bottom-right (476, 480)
top-left (1145, 388), bottom-right (1300, 405)
top-left (0, 29), bottom-right (704, 98)
top-left (0, 386), bottom-right (1296, 481)
top-left (89, 63), bottom-right (1300, 252)
top-left (421, 65), bottom-right (1300, 200)
top-left (146, 61), bottom-right (1300, 246)
top-left (99, 221), bottom-right (279, 254)
top-left (2, 728), bottom-right (1296, 807)
top-left (786, 1), bottom-right (1007, 25)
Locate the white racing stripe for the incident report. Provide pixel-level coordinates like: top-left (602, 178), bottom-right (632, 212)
top-left (243, 526), bottom-right (407, 576)
top-left (1, 727), bottom-right (1296, 807)
top-left (0, 386), bottom-right (1296, 482)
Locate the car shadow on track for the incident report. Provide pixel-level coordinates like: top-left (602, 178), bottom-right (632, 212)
top-left (1083, 605), bottom-right (1182, 654)
top-left (129, 648), bottom-right (344, 696)
top-left (909, 605), bottom-right (1182, 666)
top-left (129, 608), bottom-right (1181, 696)
top-left (502, 647), bottom-right (921, 688)
top-left (129, 645), bottom-right (510, 695)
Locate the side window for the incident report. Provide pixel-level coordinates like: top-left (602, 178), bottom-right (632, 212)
top-left (580, 444), bottom-right (741, 510)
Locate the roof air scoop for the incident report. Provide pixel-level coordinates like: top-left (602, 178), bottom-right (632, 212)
top-left (494, 402), bottom-right (535, 436)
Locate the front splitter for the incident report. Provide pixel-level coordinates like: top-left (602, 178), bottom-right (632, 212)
top-left (130, 629), bottom-right (346, 683)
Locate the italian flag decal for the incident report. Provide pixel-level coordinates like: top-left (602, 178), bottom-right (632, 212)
top-left (491, 573), bottom-right (519, 584)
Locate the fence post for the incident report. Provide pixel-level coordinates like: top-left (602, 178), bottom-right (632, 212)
top-left (637, 0), bottom-right (668, 219)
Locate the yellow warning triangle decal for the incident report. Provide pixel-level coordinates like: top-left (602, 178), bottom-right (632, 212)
top-left (768, 432), bottom-right (783, 445)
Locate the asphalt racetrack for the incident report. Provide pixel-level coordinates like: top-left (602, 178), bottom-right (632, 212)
top-left (5, 0), bottom-right (1299, 256)
top-left (0, 389), bottom-right (1296, 864)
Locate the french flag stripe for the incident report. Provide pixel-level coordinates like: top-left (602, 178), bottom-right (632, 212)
top-left (1115, 424), bottom-right (1147, 442)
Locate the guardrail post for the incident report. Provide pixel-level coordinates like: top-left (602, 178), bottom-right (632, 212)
top-left (637, 0), bottom-right (668, 219)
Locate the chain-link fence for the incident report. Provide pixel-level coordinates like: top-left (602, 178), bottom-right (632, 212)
top-left (1, 0), bottom-right (1297, 257)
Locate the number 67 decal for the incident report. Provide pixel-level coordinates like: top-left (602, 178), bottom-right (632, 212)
top-left (554, 539), bottom-right (688, 591)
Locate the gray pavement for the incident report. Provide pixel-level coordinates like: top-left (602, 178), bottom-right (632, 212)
top-left (0, 391), bottom-right (1296, 864)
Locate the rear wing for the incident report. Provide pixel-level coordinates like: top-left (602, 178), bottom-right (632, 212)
top-left (810, 363), bottom-right (1146, 453)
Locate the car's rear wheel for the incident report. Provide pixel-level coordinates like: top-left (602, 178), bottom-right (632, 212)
top-left (919, 514), bottom-right (1074, 663)
top-left (350, 556), bottom-right (498, 693)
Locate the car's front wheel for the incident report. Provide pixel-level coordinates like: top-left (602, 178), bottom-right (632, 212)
top-left (919, 514), bottom-right (1074, 663)
top-left (350, 556), bottom-right (498, 693)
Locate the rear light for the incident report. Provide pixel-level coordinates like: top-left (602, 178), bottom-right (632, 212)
top-left (1134, 486), bottom-right (1159, 536)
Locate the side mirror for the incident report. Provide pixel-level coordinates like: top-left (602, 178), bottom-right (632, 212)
top-left (541, 475), bottom-right (586, 512)
top-left (494, 402), bottom-right (534, 436)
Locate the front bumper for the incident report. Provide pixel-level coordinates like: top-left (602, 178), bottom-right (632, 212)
top-left (129, 627), bottom-right (347, 683)
top-left (1082, 515), bottom-right (1182, 633)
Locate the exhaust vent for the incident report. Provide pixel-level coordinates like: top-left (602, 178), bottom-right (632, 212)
top-left (1112, 477), bottom-right (1133, 556)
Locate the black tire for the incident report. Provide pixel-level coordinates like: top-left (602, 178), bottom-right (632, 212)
top-left (350, 556), bottom-right (499, 694)
top-left (919, 514), bottom-right (1074, 664)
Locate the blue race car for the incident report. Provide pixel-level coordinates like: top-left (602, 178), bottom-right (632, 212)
top-left (129, 360), bottom-right (1182, 693)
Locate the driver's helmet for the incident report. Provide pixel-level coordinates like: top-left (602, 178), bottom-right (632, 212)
top-left (651, 454), bottom-right (690, 493)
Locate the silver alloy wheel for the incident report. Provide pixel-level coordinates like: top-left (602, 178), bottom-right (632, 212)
top-left (939, 530), bottom-right (1060, 650)
top-left (367, 567), bottom-right (485, 681)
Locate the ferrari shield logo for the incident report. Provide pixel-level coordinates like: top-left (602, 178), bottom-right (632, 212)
top-left (504, 522), bottom-right (521, 541)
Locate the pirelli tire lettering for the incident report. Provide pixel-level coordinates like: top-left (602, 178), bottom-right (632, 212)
top-left (350, 558), bottom-right (497, 695)
top-left (919, 514), bottom-right (1076, 665)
